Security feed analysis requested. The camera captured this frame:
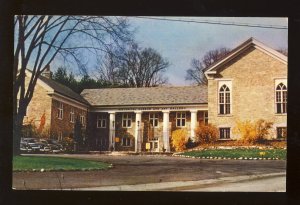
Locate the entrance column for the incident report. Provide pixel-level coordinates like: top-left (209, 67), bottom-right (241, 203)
top-left (134, 111), bottom-right (142, 153)
top-left (162, 110), bottom-right (170, 152)
top-left (190, 109), bottom-right (198, 142)
top-left (108, 111), bottom-right (116, 151)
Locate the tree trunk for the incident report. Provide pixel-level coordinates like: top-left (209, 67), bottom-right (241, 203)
top-left (13, 106), bottom-right (26, 156)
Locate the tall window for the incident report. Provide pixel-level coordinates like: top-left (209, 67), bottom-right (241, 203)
top-left (277, 127), bottom-right (287, 139)
top-left (122, 113), bottom-right (132, 128)
top-left (58, 102), bottom-right (63, 119)
top-left (80, 112), bottom-right (85, 127)
top-left (219, 85), bottom-right (230, 115)
top-left (204, 111), bottom-right (208, 125)
top-left (176, 112), bottom-right (186, 127)
top-left (276, 83), bottom-right (287, 114)
top-left (219, 128), bottom-right (230, 139)
top-left (97, 115), bottom-right (106, 128)
top-left (149, 113), bottom-right (159, 127)
top-left (69, 107), bottom-right (75, 123)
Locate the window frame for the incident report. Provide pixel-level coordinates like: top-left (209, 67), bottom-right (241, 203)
top-left (204, 111), bottom-right (208, 125)
top-left (275, 83), bottom-right (287, 114)
top-left (219, 84), bottom-right (231, 115)
top-left (97, 115), bottom-right (107, 128)
top-left (149, 113), bottom-right (159, 128)
top-left (121, 137), bottom-right (131, 146)
top-left (80, 113), bottom-right (86, 127)
top-left (219, 127), bottom-right (231, 140)
top-left (276, 127), bottom-right (287, 139)
top-left (69, 107), bottom-right (75, 123)
top-left (58, 102), bottom-right (63, 120)
top-left (176, 112), bottom-right (186, 127)
top-left (122, 113), bottom-right (132, 128)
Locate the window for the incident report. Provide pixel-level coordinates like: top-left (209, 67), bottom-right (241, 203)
top-left (97, 115), bottom-right (106, 128)
top-left (149, 113), bottom-right (159, 127)
top-left (121, 137), bottom-right (131, 146)
top-left (122, 113), bottom-right (132, 128)
top-left (58, 102), bottom-right (63, 119)
top-left (58, 132), bottom-right (63, 141)
top-left (80, 114), bottom-right (85, 127)
top-left (69, 108), bottom-right (75, 123)
top-left (204, 111), bottom-right (208, 125)
top-left (219, 128), bottom-right (230, 139)
top-left (176, 112), bottom-right (186, 127)
top-left (219, 85), bottom-right (231, 115)
top-left (276, 83), bottom-right (287, 114)
top-left (277, 127), bottom-right (287, 139)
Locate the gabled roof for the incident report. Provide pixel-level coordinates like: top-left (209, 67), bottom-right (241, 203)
top-left (26, 69), bottom-right (90, 105)
top-left (204, 37), bottom-right (287, 76)
top-left (81, 85), bottom-right (208, 107)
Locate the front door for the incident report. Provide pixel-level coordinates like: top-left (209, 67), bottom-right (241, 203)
top-left (149, 137), bottom-right (159, 152)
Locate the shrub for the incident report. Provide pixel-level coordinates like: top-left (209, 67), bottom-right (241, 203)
top-left (195, 123), bottom-right (218, 144)
top-left (62, 136), bottom-right (74, 152)
top-left (233, 119), bottom-right (273, 144)
top-left (171, 129), bottom-right (188, 151)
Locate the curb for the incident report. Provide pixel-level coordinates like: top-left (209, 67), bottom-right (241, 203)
top-left (172, 154), bottom-right (283, 160)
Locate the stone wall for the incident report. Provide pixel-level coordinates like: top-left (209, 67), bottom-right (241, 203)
top-left (23, 77), bottom-right (52, 133)
top-left (208, 47), bottom-right (287, 139)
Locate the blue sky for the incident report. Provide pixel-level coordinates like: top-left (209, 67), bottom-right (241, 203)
top-left (50, 17), bottom-right (288, 85)
top-left (126, 17), bottom-right (288, 85)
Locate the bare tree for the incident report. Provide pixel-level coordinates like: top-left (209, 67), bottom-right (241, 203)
top-left (13, 15), bottom-right (132, 154)
top-left (186, 47), bottom-right (231, 85)
top-left (96, 43), bottom-right (169, 87)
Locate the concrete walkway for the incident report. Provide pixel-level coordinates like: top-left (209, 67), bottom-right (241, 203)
top-left (67, 172), bottom-right (285, 192)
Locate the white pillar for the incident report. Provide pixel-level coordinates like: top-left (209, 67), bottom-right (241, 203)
top-left (135, 111), bottom-right (142, 153)
top-left (162, 110), bottom-right (170, 152)
top-left (109, 112), bottom-right (115, 151)
top-left (190, 109), bottom-right (198, 141)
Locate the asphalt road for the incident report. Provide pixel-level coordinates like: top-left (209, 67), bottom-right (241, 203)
top-left (13, 154), bottom-right (286, 190)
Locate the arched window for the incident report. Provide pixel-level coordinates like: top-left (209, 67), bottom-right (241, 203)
top-left (276, 83), bottom-right (287, 114)
top-left (219, 85), bottom-right (231, 114)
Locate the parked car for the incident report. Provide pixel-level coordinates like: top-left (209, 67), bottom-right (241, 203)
top-left (20, 138), bottom-right (42, 153)
top-left (39, 139), bottom-right (64, 153)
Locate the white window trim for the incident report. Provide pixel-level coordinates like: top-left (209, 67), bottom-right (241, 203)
top-left (122, 113), bottom-right (132, 128)
top-left (97, 115), bottom-right (107, 128)
top-left (149, 112), bottom-right (159, 128)
top-left (274, 79), bottom-right (287, 114)
top-left (80, 114), bottom-right (86, 127)
top-left (218, 81), bottom-right (232, 115)
top-left (176, 111), bottom-right (186, 127)
top-left (70, 107), bottom-right (75, 123)
top-left (58, 102), bottom-right (63, 120)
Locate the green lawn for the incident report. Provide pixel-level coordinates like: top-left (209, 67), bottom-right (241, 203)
top-left (180, 148), bottom-right (286, 160)
top-left (13, 156), bottom-right (112, 171)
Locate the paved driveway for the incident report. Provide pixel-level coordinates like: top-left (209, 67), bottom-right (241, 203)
top-left (13, 154), bottom-right (286, 190)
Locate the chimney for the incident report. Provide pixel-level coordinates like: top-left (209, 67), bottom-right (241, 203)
top-left (42, 65), bottom-right (51, 79)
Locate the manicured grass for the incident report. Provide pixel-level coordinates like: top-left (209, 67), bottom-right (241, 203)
top-left (180, 148), bottom-right (286, 160)
top-left (13, 156), bottom-right (112, 172)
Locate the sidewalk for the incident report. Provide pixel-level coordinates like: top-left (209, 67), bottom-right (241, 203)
top-left (67, 172), bottom-right (285, 191)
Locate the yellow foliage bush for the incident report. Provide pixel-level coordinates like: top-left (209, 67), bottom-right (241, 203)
top-left (195, 123), bottom-right (218, 144)
top-left (233, 119), bottom-right (273, 144)
top-left (171, 129), bottom-right (188, 151)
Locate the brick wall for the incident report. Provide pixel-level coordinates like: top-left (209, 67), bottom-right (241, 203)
top-left (87, 112), bottom-right (109, 151)
top-left (50, 98), bottom-right (88, 141)
top-left (208, 47), bottom-right (287, 139)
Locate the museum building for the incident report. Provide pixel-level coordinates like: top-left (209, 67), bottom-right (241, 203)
top-left (22, 38), bottom-right (287, 152)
